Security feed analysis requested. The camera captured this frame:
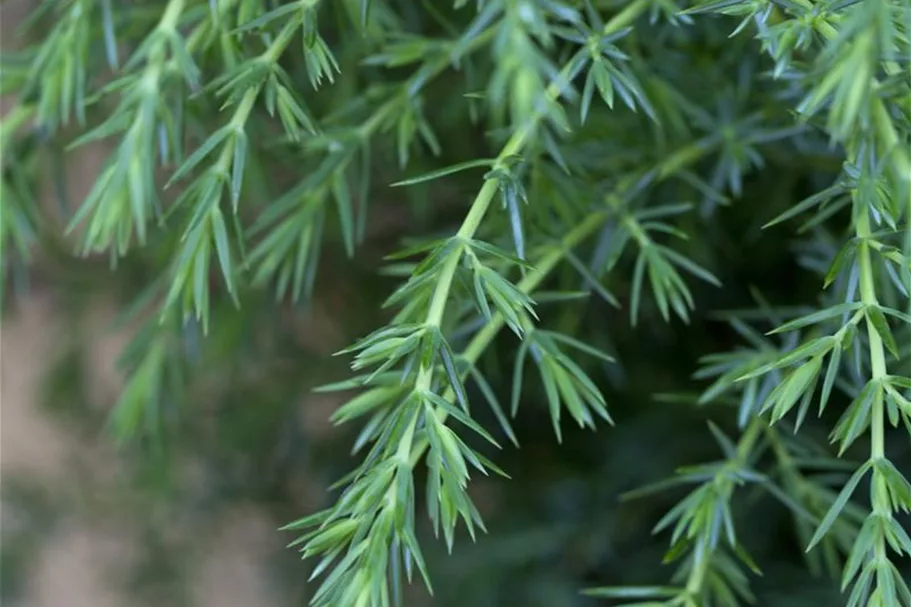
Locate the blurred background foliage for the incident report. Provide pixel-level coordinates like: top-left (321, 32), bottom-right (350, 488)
top-left (1, 0), bottom-right (909, 606)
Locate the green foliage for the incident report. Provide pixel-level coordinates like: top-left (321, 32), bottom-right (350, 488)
top-left (2, 1), bottom-right (909, 607)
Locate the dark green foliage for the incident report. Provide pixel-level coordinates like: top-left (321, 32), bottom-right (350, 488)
top-left (2, 1), bottom-right (910, 606)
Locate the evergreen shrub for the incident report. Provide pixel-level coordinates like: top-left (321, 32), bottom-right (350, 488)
top-left (2, 1), bottom-right (910, 606)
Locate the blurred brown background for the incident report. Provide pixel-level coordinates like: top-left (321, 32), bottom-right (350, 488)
top-left (1, 3), bottom-right (296, 605)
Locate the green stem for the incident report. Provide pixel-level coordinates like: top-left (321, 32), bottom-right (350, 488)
top-left (213, 88), bottom-right (258, 188)
top-left (737, 417), bottom-right (763, 458)
top-left (410, 158), bottom-right (511, 415)
top-left (418, 0), bottom-right (652, 345)
top-left (406, 209), bottom-right (607, 469)
top-left (684, 419), bottom-right (763, 597)
top-left (792, 7), bottom-right (902, 557)
top-left (125, 0), bottom-right (188, 172)
top-left (623, 214), bottom-right (650, 248)
top-left (229, 88), bottom-right (258, 129)
top-left (141, 0), bottom-right (188, 89)
top-left (604, 0), bottom-right (650, 35)
top-left (856, 209), bottom-right (887, 461)
top-left (409, 1), bottom-right (650, 395)
top-left (264, 15), bottom-right (299, 63)
top-left (684, 540), bottom-right (708, 594)
top-left (788, 0), bottom-right (911, 190)
top-left (159, 0), bottom-right (185, 31)
top-left (449, 142), bottom-right (709, 396)
top-left (217, 15), bottom-right (297, 137)
top-left (398, 0), bottom-right (653, 499)
top-left (764, 424), bottom-right (796, 471)
top-left (403, 145), bottom-right (713, 468)
top-left (853, 167), bottom-right (891, 587)
top-left (387, 0), bottom-right (586, 472)
top-left (384, 0), bottom-right (654, 343)
top-left (142, 0), bottom-right (185, 72)
top-left (787, 0), bottom-right (902, 468)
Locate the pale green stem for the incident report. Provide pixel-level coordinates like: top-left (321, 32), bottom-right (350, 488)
top-left (137, 0), bottom-right (188, 111)
top-left (105, 0), bottom-right (186, 247)
top-left (124, 0), bottom-right (189, 146)
top-left (213, 88), bottom-right (258, 189)
top-left (405, 140), bottom-right (712, 468)
top-left (395, 0), bottom-right (652, 473)
top-left (603, 0), bottom-right (651, 35)
top-left (207, 4), bottom-right (315, 155)
top-left (229, 88), bottom-right (258, 129)
top-left (409, 0), bottom-right (651, 396)
top-left (264, 15), bottom-right (300, 63)
top-left (792, 0), bottom-right (901, 515)
top-left (684, 418), bottom-right (763, 597)
top-left (786, 0), bottom-right (911, 190)
top-left (623, 214), bottom-right (650, 248)
top-left (850, 129), bottom-right (893, 590)
top-left (795, 0), bottom-right (911, 586)
top-left (856, 209), bottom-right (889, 584)
top-left (857, 211), bottom-right (887, 462)
top-left (159, 0), bottom-right (186, 31)
top-left (684, 539), bottom-right (708, 595)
